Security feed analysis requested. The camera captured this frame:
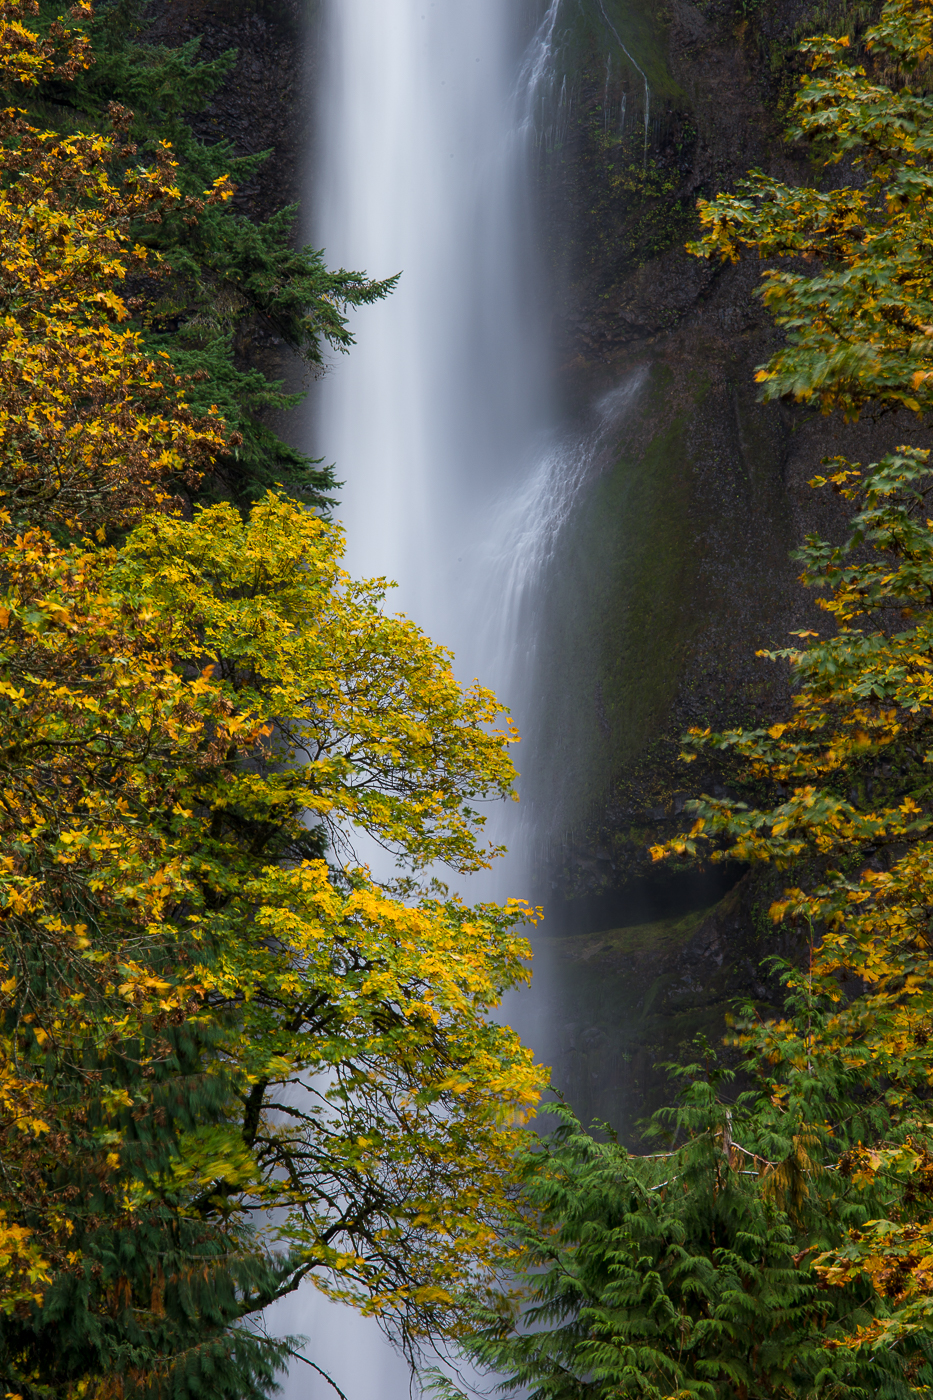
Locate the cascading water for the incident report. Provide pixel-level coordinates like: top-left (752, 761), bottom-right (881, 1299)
top-left (267, 2), bottom-right (647, 1394)
top-left (310, 0), bottom-right (556, 736)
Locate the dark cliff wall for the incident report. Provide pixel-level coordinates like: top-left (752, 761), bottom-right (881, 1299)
top-left (531, 0), bottom-right (889, 854)
top-left (530, 0), bottom-right (924, 1131)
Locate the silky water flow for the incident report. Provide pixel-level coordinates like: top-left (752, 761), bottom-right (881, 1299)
top-left (266, 3), bottom-right (646, 1395)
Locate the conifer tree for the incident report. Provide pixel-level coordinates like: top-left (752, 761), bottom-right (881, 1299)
top-left (442, 1079), bottom-right (931, 1400)
top-left (24, 0), bottom-right (396, 509)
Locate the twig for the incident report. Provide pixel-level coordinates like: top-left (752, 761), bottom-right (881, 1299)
top-left (288, 1349), bottom-right (349, 1400)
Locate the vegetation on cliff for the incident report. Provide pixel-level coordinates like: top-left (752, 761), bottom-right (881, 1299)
top-left (0, 5), bottom-right (545, 1396)
top-left (451, 1), bottom-right (933, 1396)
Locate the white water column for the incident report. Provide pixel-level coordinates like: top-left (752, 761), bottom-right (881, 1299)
top-left (267, 5), bottom-right (559, 1399)
top-left (313, 0), bottom-right (552, 712)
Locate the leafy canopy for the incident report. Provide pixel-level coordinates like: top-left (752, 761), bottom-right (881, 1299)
top-left (689, 0), bottom-right (933, 421)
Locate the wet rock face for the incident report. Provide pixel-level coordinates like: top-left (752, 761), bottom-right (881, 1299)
top-left (527, 0), bottom-right (925, 1137)
top-left (532, 0), bottom-right (916, 888)
top-left (541, 869), bottom-right (806, 1139)
top-left (541, 0), bottom-right (837, 361)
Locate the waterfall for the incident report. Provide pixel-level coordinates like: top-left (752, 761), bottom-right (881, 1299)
top-left (310, 0), bottom-right (563, 924)
top-left (266, 2), bottom-right (645, 1394)
top-left (312, 2), bottom-right (550, 654)
top-left (267, 5), bottom-right (555, 1395)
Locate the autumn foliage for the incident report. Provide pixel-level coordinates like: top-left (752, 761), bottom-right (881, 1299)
top-left (0, 5), bottom-right (238, 535)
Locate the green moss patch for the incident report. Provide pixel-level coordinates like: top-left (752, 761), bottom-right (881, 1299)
top-left (551, 902), bottom-right (718, 967)
top-left (550, 0), bottom-right (685, 104)
top-left (530, 885), bottom-right (763, 1139)
top-left (530, 361), bottom-right (700, 827)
